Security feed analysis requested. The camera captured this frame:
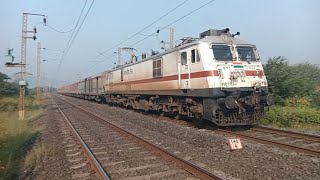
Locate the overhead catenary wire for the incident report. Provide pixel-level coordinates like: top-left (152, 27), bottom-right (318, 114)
top-left (33, 0), bottom-right (88, 34)
top-left (82, 0), bottom-right (190, 77)
top-left (128, 0), bottom-right (215, 48)
top-left (84, 0), bottom-right (215, 76)
top-left (57, 0), bottom-right (95, 71)
top-left (84, 53), bottom-right (117, 77)
top-left (45, 24), bottom-right (79, 34)
top-left (98, 0), bottom-right (190, 56)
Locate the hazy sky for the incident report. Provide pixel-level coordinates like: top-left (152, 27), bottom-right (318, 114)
top-left (0, 0), bottom-right (319, 84)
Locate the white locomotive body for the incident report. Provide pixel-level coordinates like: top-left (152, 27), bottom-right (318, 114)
top-left (58, 29), bottom-right (274, 126)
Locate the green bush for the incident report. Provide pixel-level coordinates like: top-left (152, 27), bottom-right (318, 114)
top-left (0, 96), bottom-right (40, 112)
top-left (262, 106), bottom-right (320, 127)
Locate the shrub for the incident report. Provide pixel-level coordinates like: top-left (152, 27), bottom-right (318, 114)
top-left (262, 106), bottom-right (320, 128)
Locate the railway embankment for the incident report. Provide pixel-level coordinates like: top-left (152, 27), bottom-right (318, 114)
top-left (2, 94), bottom-right (319, 179)
top-left (61, 95), bottom-right (320, 180)
top-left (0, 96), bottom-right (42, 179)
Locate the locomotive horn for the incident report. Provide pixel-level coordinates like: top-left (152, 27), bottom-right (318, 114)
top-left (223, 28), bottom-right (230, 33)
top-left (232, 32), bottom-right (240, 37)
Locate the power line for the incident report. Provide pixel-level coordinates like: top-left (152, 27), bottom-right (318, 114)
top-left (83, 0), bottom-right (214, 76)
top-left (45, 24), bottom-right (78, 34)
top-left (128, 0), bottom-right (215, 48)
top-left (34, 0), bottom-right (88, 34)
top-left (98, 0), bottom-right (190, 56)
top-left (83, 0), bottom-right (190, 75)
top-left (58, 0), bottom-right (95, 71)
top-left (85, 53), bottom-right (117, 77)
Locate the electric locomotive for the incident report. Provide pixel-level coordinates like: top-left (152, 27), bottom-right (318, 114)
top-left (58, 28), bottom-right (274, 126)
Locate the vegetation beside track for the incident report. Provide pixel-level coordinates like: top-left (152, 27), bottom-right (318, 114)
top-left (0, 95), bottom-right (43, 179)
top-left (262, 106), bottom-right (320, 131)
top-left (262, 57), bottom-right (320, 131)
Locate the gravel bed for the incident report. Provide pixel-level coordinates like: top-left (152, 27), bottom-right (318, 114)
top-left (57, 97), bottom-right (199, 180)
top-left (20, 97), bottom-right (73, 179)
top-left (63, 96), bottom-right (320, 180)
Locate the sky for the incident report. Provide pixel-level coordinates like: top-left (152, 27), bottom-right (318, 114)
top-left (0, 0), bottom-right (319, 86)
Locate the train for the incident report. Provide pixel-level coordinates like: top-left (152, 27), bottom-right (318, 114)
top-left (58, 28), bottom-right (274, 126)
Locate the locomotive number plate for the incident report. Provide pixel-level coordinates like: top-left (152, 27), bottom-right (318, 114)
top-left (227, 138), bottom-right (243, 150)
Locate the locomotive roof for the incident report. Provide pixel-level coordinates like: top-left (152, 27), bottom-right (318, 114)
top-left (104, 35), bottom-right (252, 72)
top-left (80, 34), bottom-right (254, 81)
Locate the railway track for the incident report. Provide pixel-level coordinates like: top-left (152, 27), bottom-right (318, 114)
top-left (51, 96), bottom-right (111, 180)
top-left (216, 126), bottom-right (320, 157)
top-left (52, 95), bottom-right (222, 180)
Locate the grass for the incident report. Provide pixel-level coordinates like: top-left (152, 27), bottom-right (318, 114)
top-left (23, 144), bottom-right (52, 170)
top-left (261, 106), bottom-right (320, 132)
top-left (0, 96), bottom-right (43, 179)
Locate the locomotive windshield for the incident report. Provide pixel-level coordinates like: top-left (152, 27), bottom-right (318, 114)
top-left (236, 46), bottom-right (256, 61)
top-left (212, 45), bottom-right (233, 61)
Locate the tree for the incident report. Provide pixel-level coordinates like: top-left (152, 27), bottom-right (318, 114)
top-left (0, 72), bottom-right (10, 82)
top-left (264, 56), bottom-right (291, 99)
top-left (0, 72), bottom-right (19, 97)
top-left (264, 56), bottom-right (320, 106)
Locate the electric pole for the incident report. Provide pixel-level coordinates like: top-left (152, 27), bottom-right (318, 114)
top-left (19, 13), bottom-right (28, 120)
top-left (158, 27), bottom-right (175, 50)
top-left (5, 13), bottom-right (46, 119)
top-left (169, 28), bottom-right (175, 49)
top-left (118, 47), bottom-right (122, 66)
top-left (19, 13), bottom-right (46, 120)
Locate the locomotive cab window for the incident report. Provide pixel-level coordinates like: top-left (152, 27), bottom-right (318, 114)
top-left (212, 45), bottom-right (233, 61)
top-left (236, 46), bottom-right (256, 61)
top-left (191, 49), bottom-right (200, 63)
top-left (181, 52), bottom-right (187, 65)
top-left (153, 58), bottom-right (162, 78)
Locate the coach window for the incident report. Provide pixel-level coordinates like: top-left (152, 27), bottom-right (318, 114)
top-left (181, 52), bottom-right (187, 65)
top-left (191, 49), bottom-right (196, 63)
top-left (191, 49), bottom-right (200, 64)
top-left (153, 58), bottom-right (162, 78)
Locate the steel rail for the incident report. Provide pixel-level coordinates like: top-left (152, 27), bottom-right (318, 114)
top-left (55, 95), bottom-right (223, 180)
top-left (254, 126), bottom-right (320, 142)
top-left (216, 129), bottom-right (320, 157)
top-left (51, 96), bottom-right (111, 180)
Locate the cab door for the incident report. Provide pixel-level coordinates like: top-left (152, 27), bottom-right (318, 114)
top-left (178, 49), bottom-right (191, 89)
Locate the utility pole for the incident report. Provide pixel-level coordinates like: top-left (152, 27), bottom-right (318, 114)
top-left (5, 13), bottom-right (46, 120)
top-left (19, 13), bottom-right (46, 120)
top-left (169, 28), bottom-right (175, 49)
top-left (36, 42), bottom-right (41, 101)
top-left (118, 47), bottom-right (122, 66)
top-left (159, 27), bottom-right (175, 50)
top-left (19, 13), bottom-right (28, 120)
